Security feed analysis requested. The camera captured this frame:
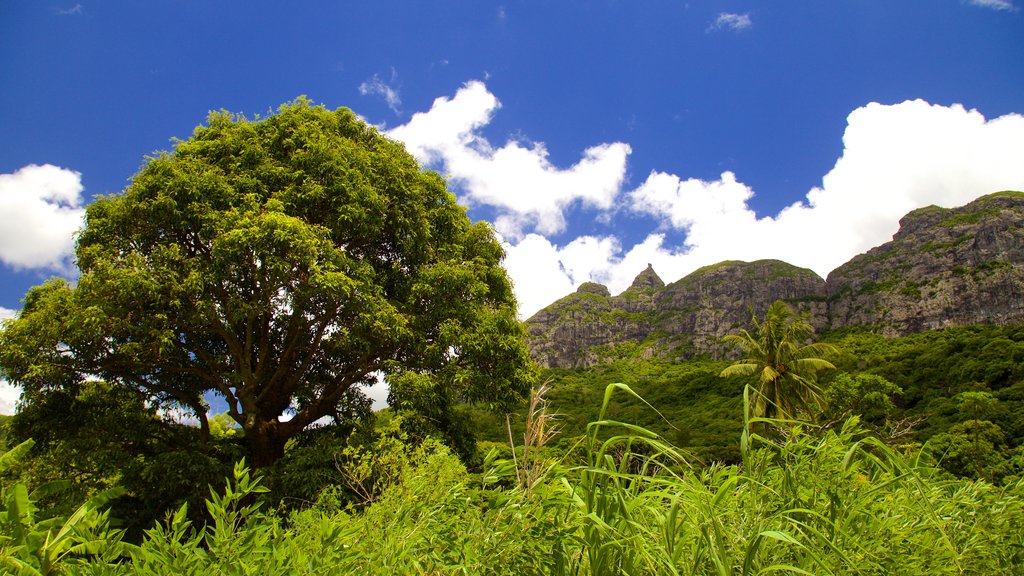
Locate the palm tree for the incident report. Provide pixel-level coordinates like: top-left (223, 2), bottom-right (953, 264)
top-left (720, 300), bottom-right (838, 422)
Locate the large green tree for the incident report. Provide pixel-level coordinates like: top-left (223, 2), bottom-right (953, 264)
top-left (720, 300), bottom-right (838, 421)
top-left (0, 99), bottom-right (535, 467)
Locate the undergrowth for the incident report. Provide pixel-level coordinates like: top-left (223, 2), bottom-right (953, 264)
top-left (2, 384), bottom-right (1023, 574)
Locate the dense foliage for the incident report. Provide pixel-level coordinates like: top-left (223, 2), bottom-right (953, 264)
top-left (2, 384), bottom-right (1022, 574)
top-left (475, 324), bottom-right (1024, 483)
top-left (4, 284), bottom-right (1023, 574)
top-left (0, 99), bottom-right (533, 467)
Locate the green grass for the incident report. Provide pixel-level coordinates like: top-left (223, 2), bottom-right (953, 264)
top-left (5, 382), bottom-right (1023, 575)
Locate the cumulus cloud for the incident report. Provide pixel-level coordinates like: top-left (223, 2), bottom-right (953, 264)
top-left (514, 101), bottom-right (1024, 318)
top-left (968, 0), bottom-right (1017, 11)
top-left (0, 164), bottom-right (86, 272)
top-left (502, 233), bottom-right (622, 316)
top-left (709, 12), bottom-right (753, 32)
top-left (387, 81), bottom-right (631, 239)
top-left (362, 371), bottom-right (390, 411)
top-left (0, 303), bottom-right (20, 415)
top-left (0, 382), bottom-right (19, 416)
top-left (388, 81), bottom-right (499, 165)
top-left (629, 100), bottom-right (1024, 282)
top-left (359, 70), bottom-right (402, 114)
top-left (388, 83), bottom-right (1024, 318)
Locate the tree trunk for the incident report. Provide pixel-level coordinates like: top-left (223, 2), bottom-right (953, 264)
top-left (245, 419), bottom-right (288, 468)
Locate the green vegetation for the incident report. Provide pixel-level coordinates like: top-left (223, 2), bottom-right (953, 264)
top-left (922, 237), bottom-right (969, 254)
top-left (2, 383), bottom-right (1022, 574)
top-left (720, 301), bottom-right (839, 422)
top-left (0, 99), bottom-right (533, 469)
top-left (940, 207), bottom-right (1002, 228)
top-left (2, 320), bottom-right (1024, 573)
top-left (1, 101), bottom-right (1022, 572)
top-left (974, 260), bottom-right (1013, 276)
top-left (687, 260), bottom-right (745, 276)
top-left (502, 324), bottom-right (1024, 480)
top-left (936, 191), bottom-right (1024, 228)
top-left (982, 191), bottom-right (1024, 200)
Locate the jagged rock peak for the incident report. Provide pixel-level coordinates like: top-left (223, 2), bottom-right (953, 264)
top-left (576, 281), bottom-right (610, 297)
top-left (626, 263), bottom-right (664, 291)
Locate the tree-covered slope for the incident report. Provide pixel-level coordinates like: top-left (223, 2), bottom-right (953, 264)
top-left (485, 324), bottom-right (1024, 482)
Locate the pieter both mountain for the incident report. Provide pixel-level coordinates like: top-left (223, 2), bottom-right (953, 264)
top-left (526, 191), bottom-right (1024, 368)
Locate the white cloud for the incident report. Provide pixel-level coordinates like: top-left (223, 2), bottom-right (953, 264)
top-left (0, 164), bottom-right (86, 272)
top-left (387, 83), bottom-right (1024, 319)
top-left (56, 3), bottom-right (83, 16)
top-left (388, 81), bottom-right (500, 165)
top-left (709, 12), bottom-right (752, 32)
top-left (630, 99), bottom-right (1024, 279)
top-left (968, 0), bottom-right (1017, 11)
top-left (0, 307), bottom-right (19, 416)
top-left (359, 70), bottom-right (402, 114)
top-left (512, 100), bottom-right (1024, 317)
top-left (503, 233), bottom-right (621, 317)
top-left (362, 371), bottom-right (390, 411)
top-left (387, 81), bottom-right (631, 239)
top-left (0, 382), bottom-right (20, 416)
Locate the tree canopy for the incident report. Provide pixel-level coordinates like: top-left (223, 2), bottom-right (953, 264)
top-left (0, 99), bottom-right (535, 467)
top-left (720, 300), bottom-right (838, 422)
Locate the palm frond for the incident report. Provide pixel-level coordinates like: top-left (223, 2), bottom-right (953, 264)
top-left (720, 300), bottom-right (839, 422)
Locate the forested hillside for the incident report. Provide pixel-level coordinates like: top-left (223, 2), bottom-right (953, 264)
top-left (3, 317), bottom-right (1023, 573)
top-left (485, 324), bottom-right (1024, 483)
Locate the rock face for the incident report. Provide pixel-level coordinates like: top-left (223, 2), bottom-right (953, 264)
top-left (525, 192), bottom-right (1024, 368)
top-left (526, 267), bottom-right (662, 369)
top-left (826, 192), bottom-right (1024, 335)
top-left (654, 260), bottom-right (828, 359)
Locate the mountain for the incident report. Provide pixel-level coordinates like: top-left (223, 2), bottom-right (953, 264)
top-left (525, 191), bottom-right (1024, 368)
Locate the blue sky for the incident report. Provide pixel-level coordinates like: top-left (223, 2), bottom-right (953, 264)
top-left (2, 2), bottom-right (1024, 411)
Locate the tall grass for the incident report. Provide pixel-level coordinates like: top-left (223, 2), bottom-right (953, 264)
top-left (3, 383), bottom-right (1022, 574)
top-left (508, 380), bottom-right (562, 498)
top-left (554, 383), bottom-right (1024, 575)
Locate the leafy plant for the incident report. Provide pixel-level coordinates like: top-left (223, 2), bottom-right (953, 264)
top-left (0, 440), bottom-right (127, 575)
top-left (721, 300), bottom-right (839, 422)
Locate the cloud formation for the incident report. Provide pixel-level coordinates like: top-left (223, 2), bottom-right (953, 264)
top-left (387, 81), bottom-right (631, 239)
top-left (0, 382), bottom-right (18, 416)
top-left (0, 164), bottom-right (86, 272)
top-left (359, 70), bottom-right (402, 114)
top-left (387, 83), bottom-right (1024, 318)
top-left (968, 0), bottom-right (1017, 11)
top-left (709, 12), bottom-right (753, 32)
top-left (56, 3), bottom-right (83, 16)
top-left (620, 101), bottom-right (1024, 303)
top-left (0, 307), bottom-right (19, 416)
top-left (625, 101), bottom-right (1024, 309)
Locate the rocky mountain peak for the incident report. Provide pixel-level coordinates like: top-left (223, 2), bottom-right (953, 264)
top-left (826, 191), bottom-right (1024, 335)
top-left (526, 191), bottom-right (1024, 368)
top-left (575, 282), bottom-right (611, 297)
top-left (626, 264), bottom-right (664, 292)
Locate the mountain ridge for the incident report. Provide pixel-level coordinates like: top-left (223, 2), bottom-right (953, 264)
top-left (526, 191), bottom-right (1024, 368)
